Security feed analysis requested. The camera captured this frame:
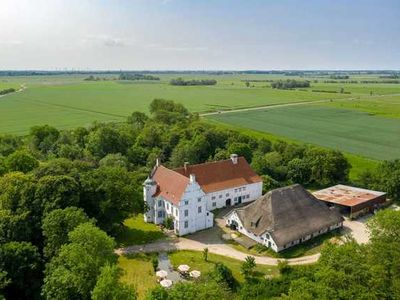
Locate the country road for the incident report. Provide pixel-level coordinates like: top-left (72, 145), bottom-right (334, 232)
top-left (199, 92), bottom-right (400, 117)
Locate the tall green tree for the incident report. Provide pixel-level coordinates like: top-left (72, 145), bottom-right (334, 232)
top-left (42, 223), bottom-right (116, 300)
top-left (91, 264), bottom-right (136, 300)
top-left (42, 207), bottom-right (92, 259)
top-left (5, 150), bottom-right (39, 173)
top-left (0, 242), bottom-right (42, 300)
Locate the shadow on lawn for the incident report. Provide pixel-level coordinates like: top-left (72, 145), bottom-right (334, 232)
top-left (116, 227), bottom-right (166, 248)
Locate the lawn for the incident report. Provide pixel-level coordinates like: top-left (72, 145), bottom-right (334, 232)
top-left (207, 104), bottom-right (400, 161)
top-left (118, 253), bottom-right (158, 300)
top-left (115, 214), bottom-right (166, 247)
top-left (168, 250), bottom-right (278, 283)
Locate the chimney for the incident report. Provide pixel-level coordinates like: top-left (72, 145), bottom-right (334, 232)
top-left (189, 174), bottom-right (196, 183)
top-left (230, 154), bottom-right (238, 164)
top-left (156, 158), bottom-right (160, 167)
top-left (184, 162), bottom-right (189, 172)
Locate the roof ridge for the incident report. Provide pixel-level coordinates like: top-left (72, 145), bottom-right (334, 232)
top-left (173, 157), bottom-right (243, 171)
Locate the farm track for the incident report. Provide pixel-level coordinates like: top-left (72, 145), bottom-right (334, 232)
top-left (200, 93), bottom-right (400, 116)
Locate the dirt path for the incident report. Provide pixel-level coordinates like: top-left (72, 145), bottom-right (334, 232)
top-left (116, 236), bottom-right (320, 266)
top-left (200, 92), bottom-right (400, 117)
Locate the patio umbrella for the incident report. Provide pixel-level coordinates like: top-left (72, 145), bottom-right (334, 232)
top-left (177, 264), bottom-right (190, 272)
top-left (156, 270), bottom-right (168, 278)
top-left (189, 270), bottom-right (201, 278)
top-left (160, 279), bottom-right (173, 288)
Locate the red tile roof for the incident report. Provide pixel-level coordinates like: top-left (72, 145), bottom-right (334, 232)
top-left (152, 165), bottom-right (189, 205)
top-left (151, 157), bottom-right (262, 205)
top-left (174, 157), bottom-right (262, 194)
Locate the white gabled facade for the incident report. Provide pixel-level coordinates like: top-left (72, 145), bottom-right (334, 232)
top-left (143, 155), bottom-right (263, 236)
top-left (225, 210), bottom-right (281, 252)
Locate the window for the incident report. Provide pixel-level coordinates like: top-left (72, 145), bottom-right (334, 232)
top-left (184, 221), bottom-right (189, 228)
top-left (166, 203), bottom-right (170, 209)
top-left (243, 187), bottom-right (246, 191)
top-left (247, 194), bottom-right (250, 199)
top-left (226, 193), bottom-right (229, 197)
top-left (184, 209), bottom-right (188, 217)
top-left (219, 195), bottom-right (222, 198)
top-left (198, 198), bottom-right (201, 202)
top-left (184, 200), bottom-right (189, 205)
top-left (198, 206), bottom-right (202, 213)
top-left (211, 196), bottom-right (216, 200)
top-left (158, 211), bottom-right (163, 218)
top-left (158, 200), bottom-right (162, 207)
top-left (212, 202), bottom-right (216, 207)
top-left (234, 197), bottom-right (237, 201)
top-left (175, 208), bottom-right (178, 217)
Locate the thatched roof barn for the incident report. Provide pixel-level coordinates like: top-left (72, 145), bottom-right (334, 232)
top-left (226, 184), bottom-right (344, 252)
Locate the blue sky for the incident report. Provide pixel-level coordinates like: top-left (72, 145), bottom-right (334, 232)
top-left (0, 0), bottom-right (399, 70)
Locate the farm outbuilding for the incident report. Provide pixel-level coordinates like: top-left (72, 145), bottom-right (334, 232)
top-left (313, 185), bottom-right (387, 219)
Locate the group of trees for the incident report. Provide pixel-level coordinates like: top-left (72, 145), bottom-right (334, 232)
top-left (119, 73), bottom-right (160, 81)
top-left (0, 98), bottom-right (398, 299)
top-left (329, 74), bottom-right (349, 79)
top-left (270, 79), bottom-right (310, 89)
top-left (0, 88), bottom-right (16, 95)
top-left (169, 78), bottom-right (217, 86)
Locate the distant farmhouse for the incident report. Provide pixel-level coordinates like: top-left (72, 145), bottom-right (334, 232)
top-left (313, 185), bottom-right (387, 219)
top-left (225, 184), bottom-right (343, 252)
top-left (143, 154), bottom-right (263, 236)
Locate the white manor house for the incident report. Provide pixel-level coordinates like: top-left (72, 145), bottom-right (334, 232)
top-left (143, 154), bottom-right (263, 236)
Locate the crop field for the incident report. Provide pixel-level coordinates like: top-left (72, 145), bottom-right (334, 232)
top-left (207, 104), bottom-right (400, 161)
top-left (2, 74), bottom-right (400, 135)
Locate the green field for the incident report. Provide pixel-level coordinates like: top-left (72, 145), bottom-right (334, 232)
top-left (208, 104), bottom-right (400, 161)
top-left (2, 73), bottom-right (400, 135)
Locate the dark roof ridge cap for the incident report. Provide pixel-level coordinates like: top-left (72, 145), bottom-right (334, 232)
top-left (173, 156), bottom-right (247, 172)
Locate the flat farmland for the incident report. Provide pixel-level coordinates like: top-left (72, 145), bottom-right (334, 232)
top-left (207, 104), bottom-right (400, 161)
top-left (1, 74), bottom-right (400, 135)
top-left (0, 77), bottom-right (354, 135)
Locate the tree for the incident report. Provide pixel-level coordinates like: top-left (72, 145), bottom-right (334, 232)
top-left (79, 167), bottom-right (141, 233)
top-left (211, 262), bottom-right (237, 291)
top-left (0, 242), bottom-right (42, 300)
top-left (35, 175), bottom-right (80, 216)
top-left (0, 134), bottom-right (22, 156)
top-left (203, 248), bottom-right (208, 262)
top-left (42, 223), bottom-right (116, 300)
top-left (5, 150), bottom-right (39, 173)
top-left (30, 125), bottom-right (60, 154)
top-left (287, 158), bottom-right (311, 184)
top-left (146, 286), bottom-right (168, 300)
top-left (0, 157), bottom-right (6, 176)
top-left (127, 112), bottom-right (148, 130)
top-left (86, 125), bottom-right (130, 158)
top-left (42, 207), bottom-right (92, 259)
top-left (227, 142), bottom-right (252, 162)
top-left (0, 210), bottom-right (31, 243)
top-left (99, 153), bottom-right (129, 169)
top-left (91, 264), bottom-right (136, 300)
top-left (241, 256), bottom-right (256, 279)
top-left (365, 160), bottom-right (400, 201)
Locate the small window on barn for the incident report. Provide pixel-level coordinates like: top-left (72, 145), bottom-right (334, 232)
top-left (198, 206), bottom-right (202, 214)
top-left (212, 202), bottom-right (216, 207)
top-left (184, 221), bottom-right (189, 228)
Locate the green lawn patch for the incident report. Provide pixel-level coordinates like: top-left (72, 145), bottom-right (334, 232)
top-left (115, 214), bottom-right (166, 247)
top-left (168, 250), bottom-right (278, 283)
top-left (118, 253), bottom-right (158, 300)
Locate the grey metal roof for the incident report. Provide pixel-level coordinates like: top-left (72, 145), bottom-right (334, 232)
top-left (234, 184), bottom-right (343, 247)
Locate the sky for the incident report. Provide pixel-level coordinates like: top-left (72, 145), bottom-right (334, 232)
top-left (0, 0), bottom-right (399, 70)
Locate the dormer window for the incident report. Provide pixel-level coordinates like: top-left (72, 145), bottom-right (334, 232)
top-left (198, 198), bottom-right (201, 202)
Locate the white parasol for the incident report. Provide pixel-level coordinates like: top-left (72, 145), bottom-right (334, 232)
top-left (160, 279), bottom-right (173, 288)
top-left (177, 264), bottom-right (190, 272)
top-left (189, 270), bottom-right (201, 278)
top-left (156, 270), bottom-right (168, 278)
